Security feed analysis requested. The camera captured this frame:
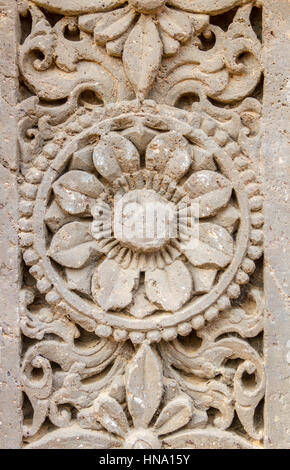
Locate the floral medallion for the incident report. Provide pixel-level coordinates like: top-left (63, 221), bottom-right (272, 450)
top-left (20, 100), bottom-right (263, 343)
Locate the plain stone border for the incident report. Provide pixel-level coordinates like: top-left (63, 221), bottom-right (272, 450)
top-left (263, 0), bottom-right (290, 450)
top-left (0, 0), bottom-right (22, 449)
top-left (0, 0), bottom-right (289, 449)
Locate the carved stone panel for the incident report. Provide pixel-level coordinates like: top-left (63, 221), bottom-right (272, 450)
top-left (0, 0), bottom-right (289, 449)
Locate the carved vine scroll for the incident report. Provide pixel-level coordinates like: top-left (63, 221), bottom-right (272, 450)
top-left (18, 0), bottom-right (264, 449)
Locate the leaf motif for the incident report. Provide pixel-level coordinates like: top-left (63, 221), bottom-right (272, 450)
top-left (210, 204), bottom-right (240, 234)
top-left (162, 428), bottom-right (253, 449)
top-left (167, 0), bottom-right (244, 15)
top-left (94, 394), bottom-right (129, 438)
top-left (93, 132), bottom-right (140, 181)
top-left (91, 259), bottom-right (139, 311)
top-left (93, 8), bottom-right (136, 45)
top-left (145, 131), bottom-right (192, 182)
top-left (145, 260), bottom-right (192, 311)
top-left (48, 221), bottom-right (98, 268)
top-left (53, 170), bottom-right (104, 215)
top-left (106, 27), bottom-right (132, 56)
top-left (23, 399), bottom-right (49, 439)
top-left (179, 222), bottom-right (234, 268)
top-left (193, 147), bottom-right (216, 171)
top-left (25, 427), bottom-right (120, 449)
top-left (33, 0), bottom-right (127, 15)
top-left (79, 14), bottom-right (101, 33)
top-left (45, 200), bottom-right (75, 233)
top-left (158, 7), bottom-right (192, 43)
top-left (69, 146), bottom-right (95, 172)
top-left (159, 29), bottom-right (180, 57)
top-left (129, 285), bottom-right (157, 319)
top-left (123, 15), bottom-right (162, 97)
top-left (154, 394), bottom-right (192, 436)
top-left (126, 344), bottom-right (163, 428)
top-left (183, 170), bottom-right (232, 217)
top-left (66, 264), bottom-right (96, 295)
top-left (189, 266), bottom-right (217, 294)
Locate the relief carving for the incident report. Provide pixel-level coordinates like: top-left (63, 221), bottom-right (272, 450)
top-left (17, 0), bottom-right (265, 448)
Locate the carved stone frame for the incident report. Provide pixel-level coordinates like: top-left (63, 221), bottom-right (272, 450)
top-left (0, 0), bottom-right (289, 449)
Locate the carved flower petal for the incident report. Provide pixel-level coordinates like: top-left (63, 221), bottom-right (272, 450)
top-left (25, 427), bottom-right (120, 449)
top-left (53, 170), bottom-right (104, 216)
top-left (189, 266), bottom-right (217, 294)
top-left (179, 222), bottom-right (234, 268)
top-left (93, 8), bottom-right (136, 45)
top-left (159, 29), bottom-right (180, 57)
top-left (162, 428), bottom-right (253, 449)
top-left (183, 170), bottom-right (232, 217)
top-left (45, 200), bottom-right (75, 233)
top-left (94, 393), bottom-right (129, 438)
top-left (210, 204), bottom-right (240, 234)
top-left (69, 146), bottom-right (95, 172)
top-left (154, 394), bottom-right (192, 436)
top-left (145, 260), bottom-right (192, 311)
top-left (48, 221), bottom-right (99, 268)
top-left (158, 7), bottom-right (192, 43)
top-left (167, 0), bottom-right (241, 15)
top-left (146, 131), bottom-right (192, 182)
top-left (123, 15), bottom-right (162, 97)
top-left (79, 14), bottom-right (101, 34)
top-left (106, 26), bottom-right (133, 57)
top-left (93, 132), bottom-right (140, 181)
top-left (91, 259), bottom-right (139, 311)
top-left (126, 344), bottom-right (163, 428)
top-left (129, 285), bottom-right (158, 319)
top-left (193, 147), bottom-right (216, 171)
top-left (33, 0), bottom-right (127, 15)
top-left (66, 264), bottom-right (97, 296)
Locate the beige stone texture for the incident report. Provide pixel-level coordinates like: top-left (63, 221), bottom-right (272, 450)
top-left (0, 0), bottom-right (22, 449)
top-left (0, 0), bottom-right (289, 449)
top-left (263, 0), bottom-right (290, 449)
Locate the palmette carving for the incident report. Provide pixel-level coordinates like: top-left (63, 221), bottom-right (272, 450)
top-left (159, 286), bottom-right (265, 440)
top-left (19, 1), bottom-right (262, 101)
top-left (24, 341), bottom-right (260, 449)
top-left (20, 288), bottom-right (132, 438)
top-left (18, 0), bottom-right (264, 448)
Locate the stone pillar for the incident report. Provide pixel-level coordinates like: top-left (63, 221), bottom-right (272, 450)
top-left (263, 0), bottom-right (290, 449)
top-left (0, 0), bottom-right (22, 449)
top-left (0, 0), bottom-right (289, 449)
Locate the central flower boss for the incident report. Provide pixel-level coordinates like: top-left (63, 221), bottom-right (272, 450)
top-left (48, 130), bottom-right (236, 319)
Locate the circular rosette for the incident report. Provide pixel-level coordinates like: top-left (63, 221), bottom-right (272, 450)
top-left (20, 101), bottom-right (263, 343)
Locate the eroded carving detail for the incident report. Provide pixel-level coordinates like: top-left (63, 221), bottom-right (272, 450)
top-left (18, 0), bottom-right (264, 448)
top-left (24, 342), bottom-right (261, 449)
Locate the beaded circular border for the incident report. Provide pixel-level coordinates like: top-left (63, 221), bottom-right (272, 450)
top-left (19, 101), bottom-right (263, 343)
